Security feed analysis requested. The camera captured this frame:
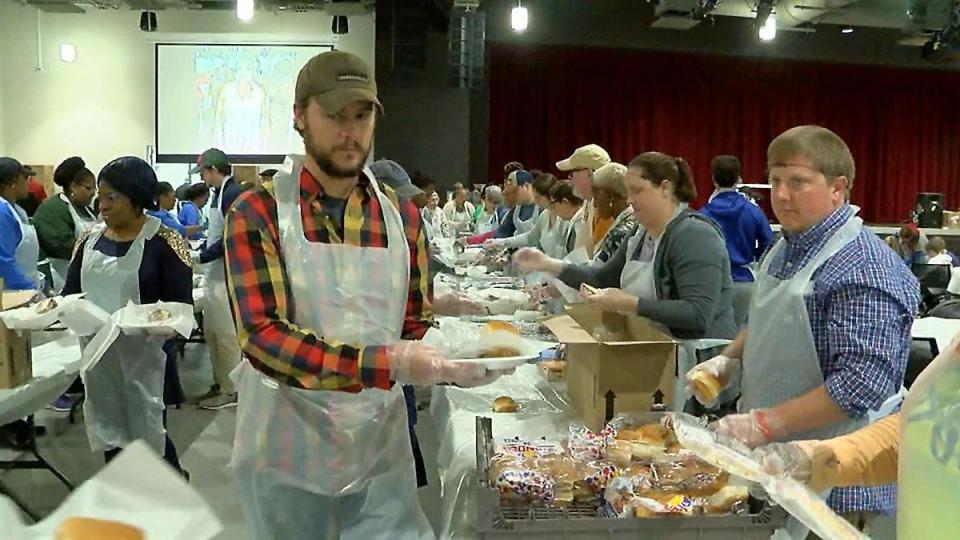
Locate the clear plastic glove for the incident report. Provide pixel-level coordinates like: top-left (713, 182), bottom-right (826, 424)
top-left (483, 239), bottom-right (503, 252)
top-left (685, 354), bottom-right (741, 407)
top-left (753, 440), bottom-right (839, 492)
top-left (433, 292), bottom-right (488, 316)
top-left (581, 287), bottom-right (636, 313)
top-left (456, 367), bottom-right (516, 388)
top-left (388, 341), bottom-right (487, 386)
top-left (711, 408), bottom-right (781, 449)
top-left (513, 248), bottom-right (555, 275)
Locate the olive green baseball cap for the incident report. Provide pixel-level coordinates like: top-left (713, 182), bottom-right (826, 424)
top-left (189, 148), bottom-right (230, 174)
top-left (295, 50), bottom-right (383, 114)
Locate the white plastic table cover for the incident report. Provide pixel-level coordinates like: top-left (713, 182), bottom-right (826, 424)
top-left (0, 333), bottom-right (81, 426)
top-left (912, 316), bottom-right (960, 353)
top-left (0, 440), bottom-right (223, 539)
top-left (430, 363), bottom-right (574, 538)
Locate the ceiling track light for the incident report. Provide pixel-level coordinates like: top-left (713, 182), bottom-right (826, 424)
top-left (756, 0), bottom-right (776, 41)
top-left (511, 1), bottom-right (528, 32)
top-left (237, 0), bottom-right (254, 22)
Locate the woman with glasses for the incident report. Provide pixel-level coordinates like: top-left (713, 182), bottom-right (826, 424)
top-left (483, 174), bottom-right (570, 258)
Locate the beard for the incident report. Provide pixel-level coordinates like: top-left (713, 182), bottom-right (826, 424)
top-left (302, 122), bottom-right (370, 179)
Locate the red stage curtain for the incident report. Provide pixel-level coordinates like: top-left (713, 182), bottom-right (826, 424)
top-left (487, 43), bottom-right (960, 223)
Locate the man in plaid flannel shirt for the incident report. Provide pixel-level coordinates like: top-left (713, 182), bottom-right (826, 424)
top-left (223, 50), bottom-right (491, 539)
top-left (687, 125), bottom-right (919, 535)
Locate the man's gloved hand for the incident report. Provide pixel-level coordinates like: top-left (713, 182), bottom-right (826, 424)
top-left (685, 354), bottom-right (741, 408)
top-left (388, 341), bottom-right (486, 386)
top-left (711, 408), bottom-right (782, 449)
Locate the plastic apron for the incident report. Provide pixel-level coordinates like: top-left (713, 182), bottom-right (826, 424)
top-left (50, 193), bottom-right (98, 291)
top-left (539, 212), bottom-right (571, 260)
top-left (619, 228), bottom-right (658, 303)
top-left (201, 181), bottom-right (236, 335)
top-left (740, 209), bottom-right (898, 537)
top-left (79, 217), bottom-right (167, 455)
top-left (1, 198), bottom-right (40, 288)
top-left (899, 333), bottom-right (960, 539)
top-left (230, 156), bottom-right (433, 540)
top-left (512, 203), bottom-right (540, 235)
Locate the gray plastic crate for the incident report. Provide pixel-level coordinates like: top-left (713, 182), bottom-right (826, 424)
top-left (475, 416), bottom-right (788, 539)
top-left (476, 486), bottom-right (787, 539)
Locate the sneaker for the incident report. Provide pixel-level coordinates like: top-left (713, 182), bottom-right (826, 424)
top-left (188, 385), bottom-right (221, 405)
top-left (47, 394), bottom-right (75, 413)
top-left (199, 393), bottom-right (237, 410)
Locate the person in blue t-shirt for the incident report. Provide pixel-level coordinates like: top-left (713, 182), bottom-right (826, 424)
top-left (700, 155), bottom-right (773, 283)
top-left (149, 182), bottom-right (203, 238)
top-left (177, 183), bottom-right (209, 240)
top-left (0, 158), bottom-right (39, 290)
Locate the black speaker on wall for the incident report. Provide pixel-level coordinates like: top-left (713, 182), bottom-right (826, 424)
top-left (332, 15), bottom-right (349, 35)
top-left (915, 192), bottom-right (944, 228)
top-left (140, 11), bottom-right (157, 32)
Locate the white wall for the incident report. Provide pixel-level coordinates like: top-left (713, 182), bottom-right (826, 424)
top-left (0, 3), bottom-right (375, 182)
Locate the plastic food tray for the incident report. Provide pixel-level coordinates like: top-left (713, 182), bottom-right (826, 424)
top-left (474, 415), bottom-right (788, 539)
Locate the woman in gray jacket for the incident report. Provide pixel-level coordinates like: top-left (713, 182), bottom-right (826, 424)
top-left (515, 151), bottom-right (736, 340)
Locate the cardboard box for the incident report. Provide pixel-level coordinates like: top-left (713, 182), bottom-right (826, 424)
top-left (0, 290), bottom-right (34, 389)
top-left (543, 305), bottom-right (677, 432)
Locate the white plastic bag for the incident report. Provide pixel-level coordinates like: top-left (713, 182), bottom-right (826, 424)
top-left (468, 288), bottom-right (532, 315)
top-left (671, 415), bottom-right (868, 540)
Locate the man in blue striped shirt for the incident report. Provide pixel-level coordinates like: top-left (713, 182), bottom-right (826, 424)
top-left (687, 125), bottom-right (919, 532)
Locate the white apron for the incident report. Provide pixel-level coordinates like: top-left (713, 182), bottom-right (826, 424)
top-left (201, 180), bottom-right (237, 335)
top-left (475, 210), bottom-right (498, 235)
top-left (619, 227), bottom-right (658, 302)
top-left (539, 212), bottom-right (571, 260)
top-left (899, 332), bottom-right (960, 539)
top-left (50, 193), bottom-right (98, 291)
top-left (740, 209), bottom-right (900, 537)
top-left (230, 156), bottom-right (433, 540)
top-left (79, 217), bottom-right (167, 455)
top-left (512, 203), bottom-right (540, 235)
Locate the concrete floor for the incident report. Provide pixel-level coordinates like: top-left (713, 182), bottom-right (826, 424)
top-left (0, 342), bottom-right (896, 539)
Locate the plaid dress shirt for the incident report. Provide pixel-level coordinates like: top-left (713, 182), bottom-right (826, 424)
top-left (767, 203), bottom-right (920, 514)
top-left (224, 166), bottom-right (432, 393)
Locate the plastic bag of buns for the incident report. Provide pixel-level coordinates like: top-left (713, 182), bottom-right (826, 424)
top-left (568, 423), bottom-right (616, 460)
top-left (489, 439), bottom-right (565, 505)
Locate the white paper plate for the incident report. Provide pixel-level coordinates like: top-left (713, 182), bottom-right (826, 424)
top-left (449, 355), bottom-right (535, 370)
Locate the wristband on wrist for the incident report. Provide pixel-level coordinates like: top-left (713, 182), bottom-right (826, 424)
top-left (755, 409), bottom-right (775, 442)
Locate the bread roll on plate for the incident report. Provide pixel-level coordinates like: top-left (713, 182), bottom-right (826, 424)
top-left (55, 517), bottom-right (144, 540)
